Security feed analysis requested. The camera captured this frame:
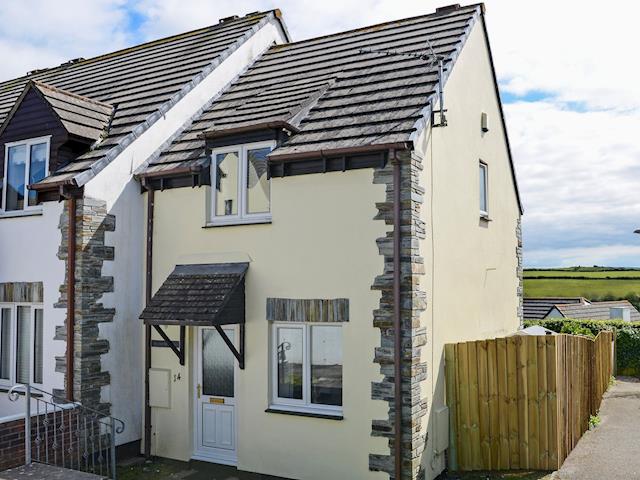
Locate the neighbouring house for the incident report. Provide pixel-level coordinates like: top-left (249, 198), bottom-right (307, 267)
top-left (0, 10), bottom-right (289, 467)
top-left (135, 3), bottom-right (522, 480)
top-left (524, 298), bottom-right (640, 322)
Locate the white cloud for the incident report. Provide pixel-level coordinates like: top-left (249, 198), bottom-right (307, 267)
top-left (526, 244), bottom-right (640, 268)
top-left (0, 0), bottom-right (132, 81)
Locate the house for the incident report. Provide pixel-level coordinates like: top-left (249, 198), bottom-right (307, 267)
top-left (524, 298), bottom-right (640, 322)
top-left (0, 10), bottom-right (289, 464)
top-left (523, 297), bottom-right (588, 320)
top-left (135, 3), bottom-right (522, 480)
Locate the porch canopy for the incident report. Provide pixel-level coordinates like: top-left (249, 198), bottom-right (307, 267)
top-left (141, 262), bottom-right (247, 326)
top-left (140, 262), bottom-right (248, 367)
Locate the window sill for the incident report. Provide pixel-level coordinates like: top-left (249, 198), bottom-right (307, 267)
top-left (0, 209), bottom-right (43, 219)
top-left (204, 216), bottom-right (272, 228)
top-left (266, 406), bottom-right (343, 421)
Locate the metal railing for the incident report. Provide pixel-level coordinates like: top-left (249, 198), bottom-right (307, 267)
top-left (7, 384), bottom-right (125, 479)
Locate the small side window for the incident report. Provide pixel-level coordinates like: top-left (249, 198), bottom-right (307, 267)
top-left (479, 161), bottom-right (488, 218)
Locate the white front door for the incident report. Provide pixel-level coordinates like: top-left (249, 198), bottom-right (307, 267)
top-left (194, 326), bottom-right (237, 465)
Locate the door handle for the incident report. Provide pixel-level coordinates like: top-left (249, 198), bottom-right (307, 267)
top-left (197, 384), bottom-right (201, 399)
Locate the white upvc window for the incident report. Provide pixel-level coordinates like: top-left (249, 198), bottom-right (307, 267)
top-left (0, 303), bottom-right (44, 387)
top-left (270, 322), bottom-right (343, 416)
top-left (479, 160), bottom-right (489, 218)
top-left (209, 141), bottom-right (274, 226)
top-left (2, 136), bottom-right (50, 213)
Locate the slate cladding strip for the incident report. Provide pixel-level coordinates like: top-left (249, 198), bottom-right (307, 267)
top-left (266, 298), bottom-right (349, 323)
top-left (0, 282), bottom-right (43, 303)
top-left (140, 263), bottom-right (248, 325)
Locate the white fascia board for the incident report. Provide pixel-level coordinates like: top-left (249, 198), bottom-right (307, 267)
top-left (83, 15), bottom-right (287, 207)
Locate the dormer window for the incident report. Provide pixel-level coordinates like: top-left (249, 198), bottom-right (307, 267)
top-left (209, 141), bottom-right (273, 226)
top-left (2, 136), bottom-right (50, 212)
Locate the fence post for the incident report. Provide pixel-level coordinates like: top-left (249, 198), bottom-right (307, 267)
top-left (25, 384), bottom-right (32, 466)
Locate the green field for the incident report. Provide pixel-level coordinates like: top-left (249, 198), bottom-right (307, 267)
top-left (524, 278), bottom-right (640, 298)
top-left (524, 267), bottom-right (640, 301)
top-left (525, 270), bottom-right (640, 279)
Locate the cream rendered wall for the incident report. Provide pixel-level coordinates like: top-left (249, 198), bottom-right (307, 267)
top-left (82, 16), bottom-right (288, 446)
top-left (413, 20), bottom-right (521, 479)
top-left (147, 169), bottom-right (390, 480)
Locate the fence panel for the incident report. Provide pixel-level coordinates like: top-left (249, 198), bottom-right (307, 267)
top-left (446, 331), bottom-right (615, 472)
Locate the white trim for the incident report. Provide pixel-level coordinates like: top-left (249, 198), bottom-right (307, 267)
top-left (192, 325), bottom-right (239, 465)
top-left (479, 160), bottom-right (489, 218)
top-left (2, 136), bottom-right (51, 213)
top-left (209, 141), bottom-right (274, 226)
top-left (269, 322), bottom-right (343, 415)
top-left (0, 303), bottom-right (44, 389)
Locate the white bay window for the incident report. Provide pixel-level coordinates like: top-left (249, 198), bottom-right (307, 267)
top-left (210, 141), bottom-right (273, 225)
top-left (271, 323), bottom-right (343, 415)
top-left (0, 304), bottom-right (44, 385)
top-left (2, 136), bottom-right (50, 212)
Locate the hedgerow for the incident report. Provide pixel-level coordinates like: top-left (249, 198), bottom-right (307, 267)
top-left (523, 318), bottom-right (640, 376)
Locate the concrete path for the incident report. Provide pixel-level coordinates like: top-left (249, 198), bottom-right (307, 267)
top-left (0, 463), bottom-right (106, 479)
top-left (555, 377), bottom-right (640, 479)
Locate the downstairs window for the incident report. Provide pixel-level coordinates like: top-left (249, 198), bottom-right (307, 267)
top-left (0, 304), bottom-right (44, 385)
top-left (271, 323), bottom-right (343, 414)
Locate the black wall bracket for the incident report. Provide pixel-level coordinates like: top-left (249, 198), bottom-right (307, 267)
top-left (152, 325), bottom-right (186, 365)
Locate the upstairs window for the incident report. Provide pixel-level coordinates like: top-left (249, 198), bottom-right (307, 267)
top-left (2, 137), bottom-right (50, 212)
top-left (479, 161), bottom-right (489, 218)
top-left (210, 141), bottom-right (273, 225)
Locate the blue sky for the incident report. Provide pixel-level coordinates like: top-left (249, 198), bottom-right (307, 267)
top-left (1, 0), bottom-right (639, 268)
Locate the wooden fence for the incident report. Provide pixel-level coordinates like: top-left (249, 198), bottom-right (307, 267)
top-left (444, 331), bottom-right (615, 472)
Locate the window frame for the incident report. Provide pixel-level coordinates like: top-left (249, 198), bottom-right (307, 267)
top-left (2, 136), bottom-right (51, 213)
top-left (269, 322), bottom-right (343, 416)
top-left (479, 160), bottom-right (489, 218)
top-left (0, 302), bottom-right (44, 387)
top-left (209, 140), bottom-right (274, 226)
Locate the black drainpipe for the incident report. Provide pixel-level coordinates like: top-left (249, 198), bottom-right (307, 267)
top-left (144, 188), bottom-right (154, 458)
top-left (391, 149), bottom-right (402, 480)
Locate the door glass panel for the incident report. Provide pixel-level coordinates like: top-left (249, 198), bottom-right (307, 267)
top-left (6, 145), bottom-right (27, 211)
top-left (215, 152), bottom-right (239, 217)
top-left (246, 147), bottom-right (271, 214)
top-left (276, 327), bottom-right (303, 400)
top-left (202, 329), bottom-right (234, 397)
top-left (311, 326), bottom-right (343, 406)
top-left (0, 308), bottom-right (11, 380)
top-left (16, 306), bottom-right (31, 384)
top-left (28, 143), bottom-right (47, 206)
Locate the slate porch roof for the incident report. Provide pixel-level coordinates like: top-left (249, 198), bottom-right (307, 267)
top-left (139, 4), bottom-right (483, 177)
top-left (0, 11), bottom-right (283, 189)
top-left (140, 263), bottom-right (248, 326)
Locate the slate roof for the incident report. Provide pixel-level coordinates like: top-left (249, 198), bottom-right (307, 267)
top-left (0, 11), bottom-right (280, 188)
top-left (140, 263), bottom-right (248, 326)
top-left (555, 301), bottom-right (640, 322)
top-left (34, 81), bottom-right (114, 141)
top-left (523, 297), bottom-right (587, 320)
top-left (140, 4), bottom-right (482, 176)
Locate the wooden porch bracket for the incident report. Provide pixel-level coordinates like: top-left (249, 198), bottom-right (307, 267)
top-left (153, 325), bottom-right (186, 366)
top-left (215, 324), bottom-right (245, 369)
